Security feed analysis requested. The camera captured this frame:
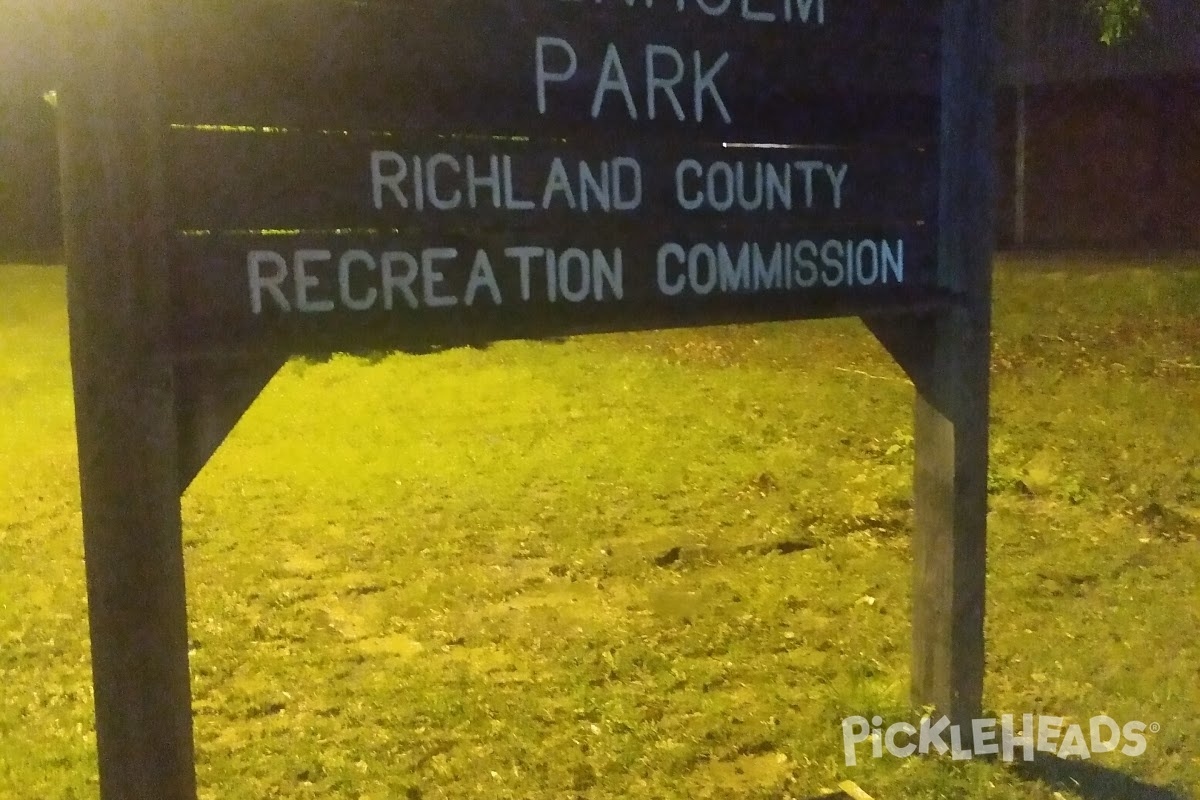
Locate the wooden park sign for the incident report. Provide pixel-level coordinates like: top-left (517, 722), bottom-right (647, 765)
top-left (58, 1), bottom-right (993, 796)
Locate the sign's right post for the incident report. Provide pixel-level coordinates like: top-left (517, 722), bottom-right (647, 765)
top-left (869, 0), bottom-right (995, 728)
top-left (914, 0), bottom-right (994, 726)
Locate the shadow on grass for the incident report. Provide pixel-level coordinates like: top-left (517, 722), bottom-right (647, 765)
top-left (1011, 751), bottom-right (1192, 800)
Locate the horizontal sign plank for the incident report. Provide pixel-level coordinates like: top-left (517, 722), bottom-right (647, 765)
top-left (170, 227), bottom-right (939, 355)
top-left (156, 0), bottom-right (946, 356)
top-left (158, 0), bottom-right (941, 137)
top-left (166, 129), bottom-right (938, 232)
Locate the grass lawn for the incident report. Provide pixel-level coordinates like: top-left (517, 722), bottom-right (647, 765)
top-left (0, 258), bottom-right (1197, 799)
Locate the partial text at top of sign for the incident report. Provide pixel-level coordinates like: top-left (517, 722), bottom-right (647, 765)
top-left (159, 0), bottom-right (943, 141)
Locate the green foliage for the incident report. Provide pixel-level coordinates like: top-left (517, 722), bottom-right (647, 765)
top-left (1089, 0), bottom-right (1143, 44)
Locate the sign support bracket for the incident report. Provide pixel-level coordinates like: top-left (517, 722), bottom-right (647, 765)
top-left (175, 357), bottom-right (287, 493)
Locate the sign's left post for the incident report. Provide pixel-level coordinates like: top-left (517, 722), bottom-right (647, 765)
top-left (58, 3), bottom-right (199, 798)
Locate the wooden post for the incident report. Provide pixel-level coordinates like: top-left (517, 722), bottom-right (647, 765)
top-left (863, 1), bottom-right (993, 727)
top-left (1014, 0), bottom-right (1030, 247)
top-left (911, 0), bottom-right (995, 726)
top-left (59, 3), bottom-right (199, 798)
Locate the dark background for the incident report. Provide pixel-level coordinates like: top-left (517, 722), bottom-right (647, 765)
top-left (995, 75), bottom-right (1200, 249)
top-left (0, 1), bottom-right (60, 261)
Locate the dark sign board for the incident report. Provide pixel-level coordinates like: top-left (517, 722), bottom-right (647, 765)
top-left (159, 0), bottom-right (945, 355)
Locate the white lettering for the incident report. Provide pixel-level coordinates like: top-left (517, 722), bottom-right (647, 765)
top-left (502, 155), bottom-right (535, 210)
top-left (692, 51), bottom-right (732, 123)
top-left (421, 248), bottom-right (458, 307)
top-left (427, 153), bottom-right (462, 210)
top-left (579, 160), bottom-right (611, 212)
top-left (674, 157), bottom-right (847, 211)
top-left (785, 0), bottom-right (824, 23)
top-left (794, 160), bottom-right (821, 208)
top-left (1057, 724), bottom-right (1091, 760)
top-left (856, 239), bottom-right (879, 285)
top-left (645, 44), bottom-right (686, 121)
top-left (467, 155), bottom-right (502, 208)
top-left (687, 243), bottom-right (718, 294)
top-left (793, 240), bottom-right (818, 287)
top-left (294, 250), bottom-right (334, 313)
top-left (247, 250), bottom-right (290, 313)
top-left (542, 158), bottom-right (577, 210)
top-left (706, 161), bottom-right (734, 211)
top-left (505, 245), bottom-right (543, 301)
top-left (882, 240), bottom-right (904, 283)
top-left (558, 248), bottom-right (592, 302)
top-left (1121, 722), bottom-right (1147, 757)
top-left (820, 240), bottom-right (844, 286)
top-left (612, 157), bottom-right (643, 210)
top-left (717, 243), bottom-right (750, 291)
top-left (696, 0), bottom-right (733, 15)
top-left (657, 243), bottom-right (687, 295)
top-left (752, 242), bottom-right (783, 289)
top-left (591, 248), bottom-right (624, 300)
top-left (972, 718), bottom-right (999, 757)
top-left (338, 250), bottom-right (377, 311)
top-left (1037, 716), bottom-right (1064, 754)
top-left (536, 37), bottom-right (578, 114)
top-left (381, 251), bottom-right (419, 310)
top-left (842, 717), bottom-right (870, 767)
top-left (370, 151), bottom-right (407, 209)
top-left (464, 249), bottom-right (502, 306)
top-left (741, 0), bottom-right (775, 22)
top-left (824, 162), bottom-right (847, 209)
top-left (765, 162), bottom-right (791, 210)
top-left (887, 723), bottom-right (917, 758)
top-left (1089, 716), bottom-right (1121, 754)
top-left (676, 159), bottom-right (704, 210)
top-left (592, 43), bottom-right (639, 119)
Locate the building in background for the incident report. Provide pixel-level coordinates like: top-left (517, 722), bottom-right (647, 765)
top-left (997, 0), bottom-right (1200, 249)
